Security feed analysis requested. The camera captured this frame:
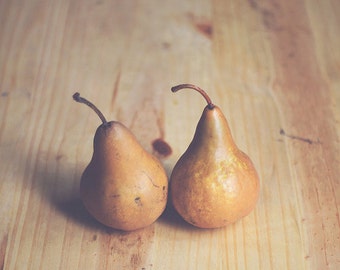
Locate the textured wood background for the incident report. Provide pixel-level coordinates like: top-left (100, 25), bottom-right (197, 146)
top-left (0, 0), bottom-right (339, 269)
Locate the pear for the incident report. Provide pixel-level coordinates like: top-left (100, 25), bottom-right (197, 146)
top-left (170, 84), bottom-right (260, 229)
top-left (73, 93), bottom-right (168, 231)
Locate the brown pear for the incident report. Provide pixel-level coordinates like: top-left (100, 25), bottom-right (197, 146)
top-left (170, 84), bottom-right (260, 229)
top-left (73, 93), bottom-right (168, 231)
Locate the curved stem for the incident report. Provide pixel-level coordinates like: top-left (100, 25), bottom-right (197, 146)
top-left (171, 84), bottom-right (214, 109)
top-left (73, 92), bottom-right (108, 124)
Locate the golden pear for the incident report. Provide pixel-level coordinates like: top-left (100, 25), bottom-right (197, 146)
top-left (73, 93), bottom-right (168, 231)
top-left (170, 84), bottom-right (259, 229)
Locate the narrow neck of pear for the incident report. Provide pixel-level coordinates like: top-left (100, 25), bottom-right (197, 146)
top-left (196, 106), bottom-right (237, 150)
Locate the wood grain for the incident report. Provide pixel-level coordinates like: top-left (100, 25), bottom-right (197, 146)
top-left (0, 0), bottom-right (339, 269)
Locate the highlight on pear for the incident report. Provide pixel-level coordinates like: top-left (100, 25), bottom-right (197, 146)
top-left (169, 84), bottom-right (260, 229)
top-left (73, 93), bottom-right (168, 231)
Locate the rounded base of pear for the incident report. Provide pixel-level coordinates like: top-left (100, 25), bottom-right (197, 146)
top-left (83, 201), bottom-right (167, 232)
top-left (175, 205), bottom-right (257, 229)
top-left (170, 177), bottom-right (260, 229)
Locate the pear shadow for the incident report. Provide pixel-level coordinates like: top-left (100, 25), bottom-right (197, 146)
top-left (56, 194), bottom-right (105, 231)
top-left (30, 152), bottom-right (159, 268)
top-left (157, 193), bottom-right (201, 232)
top-left (158, 202), bottom-right (194, 231)
top-left (55, 195), bottom-right (136, 234)
top-left (33, 155), bottom-right (128, 234)
top-left (32, 145), bottom-right (199, 233)
top-left (154, 157), bottom-right (197, 231)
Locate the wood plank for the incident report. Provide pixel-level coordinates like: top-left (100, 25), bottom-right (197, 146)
top-left (0, 0), bottom-right (339, 269)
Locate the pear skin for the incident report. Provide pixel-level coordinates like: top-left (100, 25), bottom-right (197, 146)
top-left (170, 84), bottom-right (260, 229)
top-left (73, 93), bottom-right (168, 231)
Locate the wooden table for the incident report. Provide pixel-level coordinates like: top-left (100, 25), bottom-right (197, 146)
top-left (1, 0), bottom-right (339, 269)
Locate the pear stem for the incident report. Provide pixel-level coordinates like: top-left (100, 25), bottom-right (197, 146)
top-left (73, 92), bottom-right (108, 124)
top-left (171, 84), bottom-right (215, 109)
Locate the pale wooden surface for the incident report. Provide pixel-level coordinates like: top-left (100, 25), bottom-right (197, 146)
top-left (0, 0), bottom-right (339, 269)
